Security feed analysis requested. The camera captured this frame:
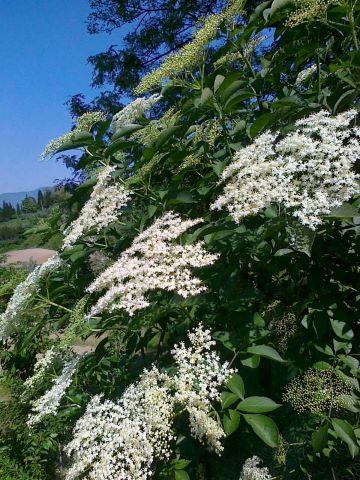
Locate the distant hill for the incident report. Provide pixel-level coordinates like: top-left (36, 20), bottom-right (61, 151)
top-left (0, 187), bottom-right (51, 207)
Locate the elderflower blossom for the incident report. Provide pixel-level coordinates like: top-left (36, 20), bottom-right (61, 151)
top-left (23, 346), bottom-right (58, 393)
top-left (65, 368), bottom-right (174, 480)
top-left (172, 325), bottom-right (232, 408)
top-left (188, 406), bottom-right (225, 454)
top-left (0, 253), bottom-right (62, 341)
top-left (240, 456), bottom-right (272, 480)
top-left (283, 368), bottom-right (353, 414)
top-left (86, 212), bottom-right (219, 317)
top-left (27, 355), bottom-right (82, 426)
top-left (41, 111), bottom-right (106, 159)
top-left (172, 324), bottom-right (233, 454)
top-left (212, 110), bottom-right (360, 229)
top-left (62, 166), bottom-right (131, 249)
top-left (110, 94), bottom-right (162, 133)
top-left (286, 0), bottom-right (338, 27)
top-left (65, 325), bottom-right (232, 479)
top-left (135, 0), bottom-right (245, 94)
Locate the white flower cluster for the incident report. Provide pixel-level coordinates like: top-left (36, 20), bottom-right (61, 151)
top-left (65, 367), bottom-right (174, 480)
top-left (0, 253), bottom-right (62, 341)
top-left (135, 0), bottom-right (245, 94)
top-left (86, 212), bottom-right (219, 317)
top-left (27, 355), bottom-right (82, 426)
top-left (240, 456), bottom-right (272, 480)
top-left (62, 166), bottom-right (131, 249)
top-left (172, 325), bottom-right (232, 453)
top-left (23, 346), bottom-right (58, 393)
top-left (212, 110), bottom-right (360, 229)
top-left (110, 94), bottom-right (162, 133)
top-left (65, 325), bottom-right (232, 480)
top-left (41, 111), bottom-right (106, 159)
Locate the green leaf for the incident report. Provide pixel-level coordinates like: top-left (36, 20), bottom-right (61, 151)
top-left (221, 391), bottom-right (239, 409)
top-left (112, 124), bottom-right (143, 140)
top-left (333, 89), bottom-right (356, 114)
top-left (214, 75), bottom-right (225, 93)
top-left (175, 471), bottom-right (190, 480)
top-left (223, 409), bottom-right (241, 435)
top-left (243, 414), bottom-right (279, 448)
top-left (325, 203), bottom-right (358, 218)
top-left (330, 319), bottom-right (354, 340)
top-left (312, 425), bottom-right (328, 452)
top-left (227, 374), bottom-right (245, 399)
top-left (220, 80), bottom-right (245, 102)
top-left (247, 345), bottom-right (285, 363)
top-left (104, 139), bottom-right (133, 157)
top-left (173, 459), bottom-right (191, 470)
top-left (332, 419), bottom-right (359, 458)
top-left (168, 191), bottom-right (195, 205)
top-left (237, 396), bottom-right (281, 413)
top-left (212, 161), bottom-right (226, 177)
top-left (53, 131), bottom-right (94, 155)
top-left (224, 90), bottom-right (254, 110)
top-left (154, 126), bottom-right (181, 149)
top-left (147, 205), bottom-right (157, 218)
top-left (274, 248), bottom-right (293, 256)
top-left (249, 113), bottom-right (272, 138)
top-left (241, 355), bottom-right (260, 368)
top-left (200, 87), bottom-right (214, 104)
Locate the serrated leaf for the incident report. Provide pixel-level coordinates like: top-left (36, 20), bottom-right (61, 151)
top-left (214, 75), bottom-right (225, 93)
top-left (112, 124), bottom-right (143, 140)
top-left (332, 418), bottom-right (359, 458)
top-left (241, 355), bottom-right (260, 368)
top-left (237, 396), bottom-right (281, 413)
top-left (326, 203), bottom-right (358, 218)
top-left (243, 414), bottom-right (279, 447)
top-left (104, 139), bottom-right (133, 157)
top-left (227, 374), bottom-right (245, 399)
top-left (173, 459), bottom-right (191, 470)
top-left (175, 470), bottom-right (190, 480)
top-left (200, 87), bottom-right (214, 104)
top-left (221, 391), bottom-right (239, 409)
top-left (330, 319), bottom-right (354, 340)
top-left (247, 345), bottom-right (285, 363)
top-left (223, 409), bottom-right (241, 435)
top-left (312, 425), bottom-right (328, 452)
top-left (52, 131), bottom-right (94, 155)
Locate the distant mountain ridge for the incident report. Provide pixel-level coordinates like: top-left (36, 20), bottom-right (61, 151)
top-left (0, 187), bottom-right (51, 206)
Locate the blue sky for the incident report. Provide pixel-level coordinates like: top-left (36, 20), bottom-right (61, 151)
top-left (0, 0), bottom-right (116, 194)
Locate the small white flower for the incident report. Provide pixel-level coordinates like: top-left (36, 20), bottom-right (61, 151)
top-left (240, 456), bottom-right (272, 480)
top-left (0, 254), bottom-right (62, 341)
top-left (65, 325), bottom-right (233, 479)
top-left (41, 111), bottom-right (106, 160)
top-left (110, 94), bottom-right (162, 132)
top-left (212, 110), bottom-right (360, 229)
top-left (62, 166), bottom-right (131, 249)
top-left (27, 355), bottom-right (82, 426)
top-left (86, 212), bottom-right (219, 317)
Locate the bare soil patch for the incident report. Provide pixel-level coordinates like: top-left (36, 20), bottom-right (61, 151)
top-left (3, 248), bottom-right (56, 266)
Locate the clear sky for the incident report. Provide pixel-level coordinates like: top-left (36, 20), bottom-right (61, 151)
top-left (0, 0), bottom-right (115, 194)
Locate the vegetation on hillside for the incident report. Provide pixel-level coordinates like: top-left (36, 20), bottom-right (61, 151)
top-left (0, 1), bottom-right (359, 479)
top-left (0, 189), bottom-right (67, 253)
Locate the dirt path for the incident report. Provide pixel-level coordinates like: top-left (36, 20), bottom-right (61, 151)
top-left (3, 248), bottom-right (56, 265)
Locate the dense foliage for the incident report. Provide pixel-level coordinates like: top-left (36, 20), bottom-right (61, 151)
top-left (1, 1), bottom-right (359, 479)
